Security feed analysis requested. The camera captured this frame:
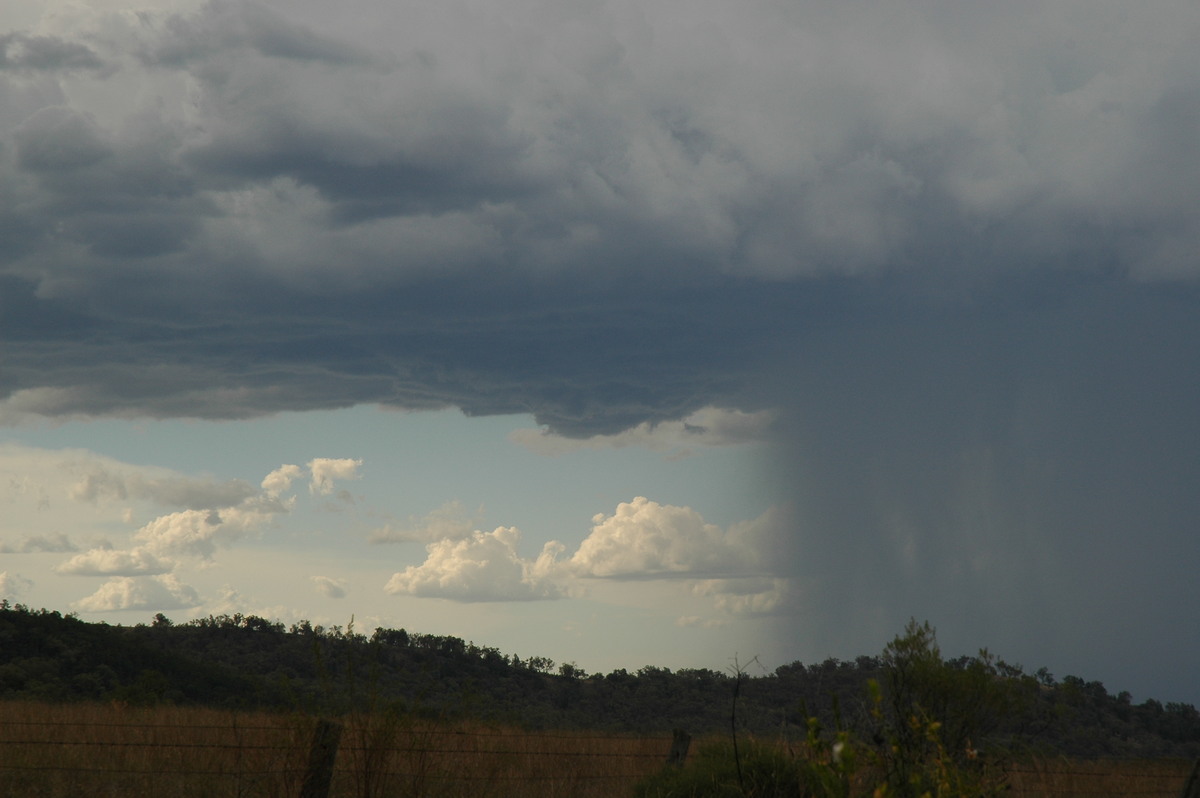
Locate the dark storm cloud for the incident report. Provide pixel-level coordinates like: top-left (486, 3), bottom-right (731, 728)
top-left (0, 0), bottom-right (1194, 432)
top-left (15, 106), bottom-right (113, 172)
top-left (0, 32), bottom-right (105, 73)
top-left (139, 0), bottom-right (376, 67)
top-left (760, 278), bottom-right (1200, 701)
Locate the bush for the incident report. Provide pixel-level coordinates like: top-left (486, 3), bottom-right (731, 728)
top-left (635, 740), bottom-right (805, 798)
top-left (635, 621), bottom-right (1010, 798)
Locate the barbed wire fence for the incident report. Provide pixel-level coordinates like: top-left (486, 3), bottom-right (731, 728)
top-left (0, 713), bottom-right (678, 798)
top-left (1, 713), bottom-right (1198, 798)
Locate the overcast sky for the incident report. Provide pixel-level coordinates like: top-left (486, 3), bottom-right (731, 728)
top-left (1, 0), bottom-right (1198, 705)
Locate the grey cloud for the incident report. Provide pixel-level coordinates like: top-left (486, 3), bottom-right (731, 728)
top-left (312, 575), bottom-right (346, 598)
top-left (509, 407), bottom-right (775, 456)
top-left (142, 0), bottom-right (376, 67)
top-left (0, 533), bottom-right (77, 554)
top-left (3, 2), bottom-right (1196, 294)
top-left (8, 101), bottom-right (206, 262)
top-left (369, 501), bottom-right (479, 544)
top-left (15, 106), bottom-right (112, 172)
top-left (69, 465), bottom-right (258, 510)
top-left (0, 33), bottom-right (106, 73)
top-left (758, 281), bottom-right (1200, 703)
top-left (0, 571), bottom-right (34, 599)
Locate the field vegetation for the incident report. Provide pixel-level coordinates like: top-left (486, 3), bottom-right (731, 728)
top-left (3, 604), bottom-right (1199, 796)
top-left (0, 699), bottom-right (671, 798)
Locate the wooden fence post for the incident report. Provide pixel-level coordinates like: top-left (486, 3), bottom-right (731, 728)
top-left (1180, 759), bottom-right (1200, 798)
top-left (299, 719), bottom-right (343, 798)
top-left (666, 729), bottom-right (691, 767)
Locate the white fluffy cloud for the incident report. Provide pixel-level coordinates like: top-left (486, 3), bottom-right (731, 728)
top-left (132, 505), bottom-right (275, 560)
top-left (55, 547), bottom-right (173, 576)
top-left (261, 463), bottom-right (303, 499)
top-left (72, 574), bottom-right (201, 612)
top-left (379, 496), bottom-right (790, 619)
top-left (48, 456), bottom-right (357, 623)
top-left (384, 526), bottom-right (565, 602)
top-left (312, 575), bottom-right (346, 598)
top-left (570, 496), bottom-right (765, 578)
top-left (308, 458), bottom-right (362, 496)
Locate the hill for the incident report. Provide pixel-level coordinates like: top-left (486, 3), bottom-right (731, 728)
top-left (2, 603), bottom-right (1197, 759)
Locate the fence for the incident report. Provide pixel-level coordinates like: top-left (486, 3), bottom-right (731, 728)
top-left (0, 701), bottom-right (673, 798)
top-left (1004, 757), bottom-right (1200, 798)
top-left (1, 700), bottom-right (1197, 798)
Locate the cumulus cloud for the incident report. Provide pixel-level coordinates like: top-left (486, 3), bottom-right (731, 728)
top-left (0, 533), bottom-right (77, 553)
top-left (692, 578), bottom-right (795, 618)
top-left (0, 571), bottom-right (33, 599)
top-left (55, 546), bottom-right (173, 576)
top-left (261, 463), bottom-right (302, 499)
top-left (308, 458), bottom-right (362, 496)
top-left (72, 457), bottom-right (339, 569)
top-left (72, 574), bottom-right (201, 612)
top-left (312, 575), bottom-right (346, 598)
top-left (377, 497), bottom-right (790, 609)
top-left (133, 503), bottom-right (282, 559)
top-left (369, 500), bottom-right (479, 544)
top-left (384, 526), bottom-right (565, 602)
top-left (570, 497), bottom-right (767, 579)
top-left (26, 453), bottom-right (362, 621)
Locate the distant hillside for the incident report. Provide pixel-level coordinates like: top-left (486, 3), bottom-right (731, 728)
top-left (2, 603), bottom-right (1197, 759)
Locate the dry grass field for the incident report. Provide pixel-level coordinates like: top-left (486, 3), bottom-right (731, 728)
top-left (1, 700), bottom-right (1195, 798)
top-left (0, 700), bottom-right (671, 798)
top-left (1003, 756), bottom-right (1196, 798)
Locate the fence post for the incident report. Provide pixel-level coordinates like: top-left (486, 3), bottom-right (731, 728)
top-left (666, 729), bottom-right (691, 767)
top-left (1181, 759), bottom-right (1200, 798)
top-left (299, 719), bottom-right (343, 798)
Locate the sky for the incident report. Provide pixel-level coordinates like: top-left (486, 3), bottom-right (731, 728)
top-left (1, 0), bottom-right (1198, 705)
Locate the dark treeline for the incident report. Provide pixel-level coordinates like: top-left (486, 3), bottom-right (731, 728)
top-left (1, 604), bottom-right (1197, 759)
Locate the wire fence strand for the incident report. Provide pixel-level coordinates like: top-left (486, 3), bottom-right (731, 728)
top-left (1, 708), bottom-right (1195, 798)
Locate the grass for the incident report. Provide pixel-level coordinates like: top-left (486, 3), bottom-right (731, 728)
top-left (0, 699), bottom-right (670, 798)
top-left (1004, 756), bottom-right (1196, 798)
top-left (1, 701), bottom-right (1195, 798)
top-left (634, 733), bottom-right (1197, 798)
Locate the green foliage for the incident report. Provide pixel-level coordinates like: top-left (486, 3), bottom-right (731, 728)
top-left (636, 698), bottom-right (1004, 798)
top-left (635, 740), bottom-right (804, 798)
top-left (883, 623), bottom-right (984, 752)
top-left (636, 622), bottom-right (1014, 798)
top-left (1, 604), bottom-right (1198, 760)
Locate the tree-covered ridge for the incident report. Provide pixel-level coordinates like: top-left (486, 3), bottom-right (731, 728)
top-left (1, 605), bottom-right (1197, 759)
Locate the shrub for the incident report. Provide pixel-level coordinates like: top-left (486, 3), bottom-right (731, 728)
top-left (635, 621), bottom-right (1010, 798)
top-left (635, 739), bottom-right (804, 798)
